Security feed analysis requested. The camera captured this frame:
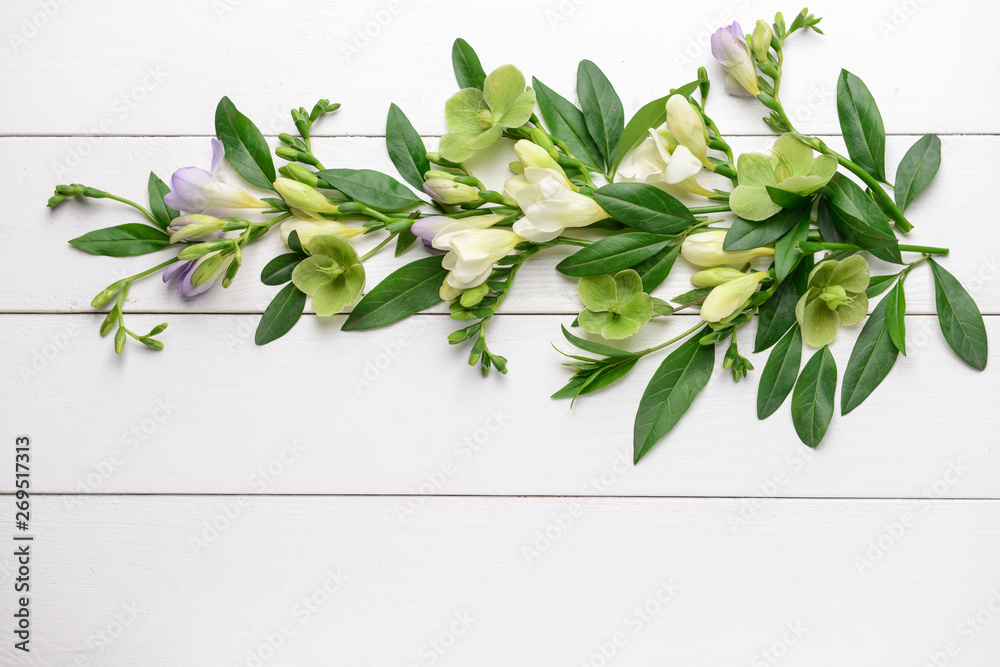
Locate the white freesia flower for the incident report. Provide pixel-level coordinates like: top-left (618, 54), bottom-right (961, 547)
top-left (681, 230), bottom-right (774, 268)
top-left (433, 223), bottom-right (524, 298)
top-left (618, 127), bottom-right (714, 197)
top-left (504, 167), bottom-right (606, 242)
top-left (665, 95), bottom-right (713, 170)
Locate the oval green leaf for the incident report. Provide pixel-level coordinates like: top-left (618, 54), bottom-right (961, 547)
top-left (255, 282), bottom-right (307, 345)
top-left (533, 76), bottom-right (603, 171)
top-left (556, 232), bottom-right (673, 277)
top-left (452, 38), bottom-right (487, 90)
top-left (215, 96), bottom-right (276, 191)
top-left (757, 326), bottom-right (803, 419)
top-left (68, 224), bottom-right (171, 257)
top-left (841, 296), bottom-right (899, 415)
top-left (316, 168), bottom-right (422, 211)
top-left (577, 60), bottom-right (624, 170)
top-left (837, 69), bottom-right (886, 182)
top-left (386, 103), bottom-right (431, 191)
top-left (594, 183), bottom-right (695, 234)
top-left (261, 253), bottom-right (303, 286)
top-left (791, 346), bottom-right (837, 447)
top-left (342, 255), bottom-right (447, 331)
top-left (894, 134), bottom-right (941, 212)
top-left (929, 259), bottom-right (988, 371)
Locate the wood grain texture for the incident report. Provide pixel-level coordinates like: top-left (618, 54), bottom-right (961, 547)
top-left (5, 135), bottom-right (999, 315)
top-left (1, 496), bottom-right (999, 666)
top-left (2, 0), bottom-right (998, 136)
top-left (3, 313), bottom-right (994, 496)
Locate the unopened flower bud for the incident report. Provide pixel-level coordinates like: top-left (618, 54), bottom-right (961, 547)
top-left (509, 161), bottom-right (525, 175)
top-left (168, 214), bottom-right (227, 243)
top-left (460, 283), bottom-right (491, 308)
top-left (752, 21), bottom-right (773, 62)
top-left (700, 271), bottom-right (769, 322)
top-left (666, 95), bottom-right (712, 169)
top-left (691, 267), bottom-right (747, 288)
top-left (681, 230), bottom-right (774, 268)
top-left (422, 178), bottom-right (480, 205)
top-left (47, 194), bottom-right (67, 207)
top-left (273, 178), bottom-right (338, 218)
top-left (91, 279), bottom-right (127, 308)
top-left (282, 163), bottom-right (321, 188)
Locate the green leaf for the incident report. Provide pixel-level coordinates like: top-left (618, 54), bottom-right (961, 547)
top-left (724, 206), bottom-right (806, 252)
top-left (451, 38), bottom-right (487, 90)
top-left (68, 224), bottom-right (171, 257)
top-left (632, 243), bottom-right (681, 293)
top-left (766, 186), bottom-right (811, 209)
top-left (255, 283), bottom-right (307, 345)
top-left (342, 255), bottom-right (447, 331)
top-left (825, 173), bottom-right (901, 263)
top-left (533, 77), bottom-right (603, 171)
top-left (757, 326), bottom-right (803, 419)
top-left (791, 346), bottom-right (837, 447)
top-left (633, 333), bottom-right (715, 463)
top-left (577, 60), bottom-right (624, 170)
top-left (884, 280), bottom-right (907, 355)
top-left (836, 70), bottom-right (886, 181)
top-left (286, 229), bottom-right (304, 254)
top-left (561, 325), bottom-right (631, 358)
top-left (929, 259), bottom-right (988, 371)
top-left (816, 198), bottom-right (846, 243)
top-left (840, 296), bottom-right (899, 415)
top-left (385, 104), bottom-right (430, 191)
top-left (260, 253), bottom-right (303, 286)
top-left (611, 94), bottom-right (670, 175)
top-left (593, 183), bottom-right (696, 234)
top-left (552, 358), bottom-right (639, 399)
top-left (395, 228), bottom-right (417, 257)
top-left (894, 134), bottom-right (941, 212)
top-left (865, 273), bottom-right (897, 298)
top-left (215, 96), bottom-right (276, 191)
top-left (670, 287), bottom-right (712, 305)
top-left (147, 172), bottom-right (178, 230)
top-left (556, 232), bottom-right (673, 277)
top-left (316, 168), bottom-right (422, 211)
top-left (773, 207), bottom-right (811, 283)
top-left (754, 259), bottom-right (809, 353)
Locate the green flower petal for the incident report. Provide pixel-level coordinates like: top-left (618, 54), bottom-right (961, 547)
top-left (730, 184), bottom-right (782, 221)
top-left (808, 260), bottom-right (838, 288)
top-left (292, 256), bottom-right (335, 295)
top-left (578, 274), bottom-right (616, 311)
top-left (736, 152), bottom-right (779, 188)
top-left (808, 154), bottom-right (838, 184)
top-left (311, 281), bottom-right (352, 317)
top-left (613, 269), bottom-right (644, 301)
top-left (343, 263), bottom-right (366, 298)
top-left (836, 293), bottom-right (869, 325)
top-left (468, 123), bottom-right (503, 151)
top-left (444, 88), bottom-right (488, 133)
top-left (771, 133), bottom-right (814, 178)
top-left (600, 315), bottom-right (642, 340)
top-left (497, 89), bottom-right (536, 128)
top-left (775, 174), bottom-right (825, 196)
top-left (308, 234), bottom-right (360, 265)
top-left (801, 296), bottom-right (841, 347)
top-left (830, 255), bottom-right (870, 293)
top-left (439, 131), bottom-right (480, 163)
top-left (619, 292), bottom-right (653, 326)
top-left (483, 65), bottom-right (527, 122)
top-left (579, 308), bottom-right (616, 335)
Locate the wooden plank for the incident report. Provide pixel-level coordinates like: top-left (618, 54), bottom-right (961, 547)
top-left (1, 496), bottom-right (998, 665)
top-left (2, 1), bottom-right (997, 135)
top-left (3, 313), bottom-right (994, 497)
top-left (5, 135), bottom-right (998, 315)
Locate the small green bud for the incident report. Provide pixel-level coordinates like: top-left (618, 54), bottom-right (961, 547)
top-left (282, 163), bottom-right (320, 188)
top-left (138, 337), bottom-right (164, 351)
top-left (424, 170), bottom-right (456, 181)
top-left (756, 92), bottom-right (781, 111)
top-left (508, 161), bottom-right (524, 175)
top-left (337, 202), bottom-right (364, 213)
top-left (221, 259), bottom-right (240, 288)
top-left (528, 128), bottom-right (558, 159)
top-left (91, 279), bottom-right (127, 308)
top-left (459, 284), bottom-right (490, 308)
top-left (477, 190), bottom-right (506, 205)
top-left (691, 267), bottom-right (746, 288)
top-left (100, 308), bottom-right (119, 336)
top-left (82, 186), bottom-right (107, 199)
top-left (178, 243), bottom-right (216, 260)
top-left (114, 327), bottom-right (126, 354)
top-left (697, 66), bottom-right (710, 100)
top-left (148, 323), bottom-right (168, 336)
top-left (450, 310), bottom-right (477, 321)
top-left (47, 194), bottom-right (67, 207)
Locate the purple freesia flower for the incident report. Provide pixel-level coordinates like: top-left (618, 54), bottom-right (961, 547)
top-left (710, 22), bottom-right (760, 96)
top-left (163, 139), bottom-right (270, 217)
top-left (411, 215), bottom-right (451, 254)
top-left (162, 252), bottom-right (233, 297)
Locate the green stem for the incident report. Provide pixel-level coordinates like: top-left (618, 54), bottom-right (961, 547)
top-left (799, 241), bottom-right (948, 255)
top-left (127, 257), bottom-right (180, 283)
top-left (105, 194), bottom-right (160, 226)
top-left (637, 321), bottom-right (705, 357)
top-left (359, 206), bottom-right (395, 224)
top-left (554, 236), bottom-right (592, 247)
top-left (690, 204), bottom-right (732, 214)
top-left (360, 234), bottom-right (396, 261)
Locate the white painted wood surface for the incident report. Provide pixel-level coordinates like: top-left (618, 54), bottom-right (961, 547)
top-left (1, 0), bottom-right (999, 664)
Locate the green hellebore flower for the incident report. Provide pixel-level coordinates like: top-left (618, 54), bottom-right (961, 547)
top-left (577, 269), bottom-right (653, 340)
top-left (438, 64), bottom-right (536, 163)
top-left (795, 255), bottom-right (871, 347)
top-left (730, 133), bottom-right (838, 221)
top-left (291, 235), bottom-right (365, 317)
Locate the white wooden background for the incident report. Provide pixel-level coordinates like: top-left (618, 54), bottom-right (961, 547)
top-left (2, 0), bottom-right (999, 664)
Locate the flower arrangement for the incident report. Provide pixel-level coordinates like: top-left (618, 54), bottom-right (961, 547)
top-left (49, 9), bottom-right (988, 462)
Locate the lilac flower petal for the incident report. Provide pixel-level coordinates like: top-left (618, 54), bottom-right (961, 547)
top-left (167, 167), bottom-right (215, 213)
top-left (162, 259), bottom-right (189, 283)
top-left (177, 259), bottom-right (215, 297)
top-left (728, 21), bottom-right (745, 40)
top-left (422, 238), bottom-right (447, 255)
top-left (411, 215), bottom-right (450, 243)
top-left (210, 138), bottom-right (225, 176)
